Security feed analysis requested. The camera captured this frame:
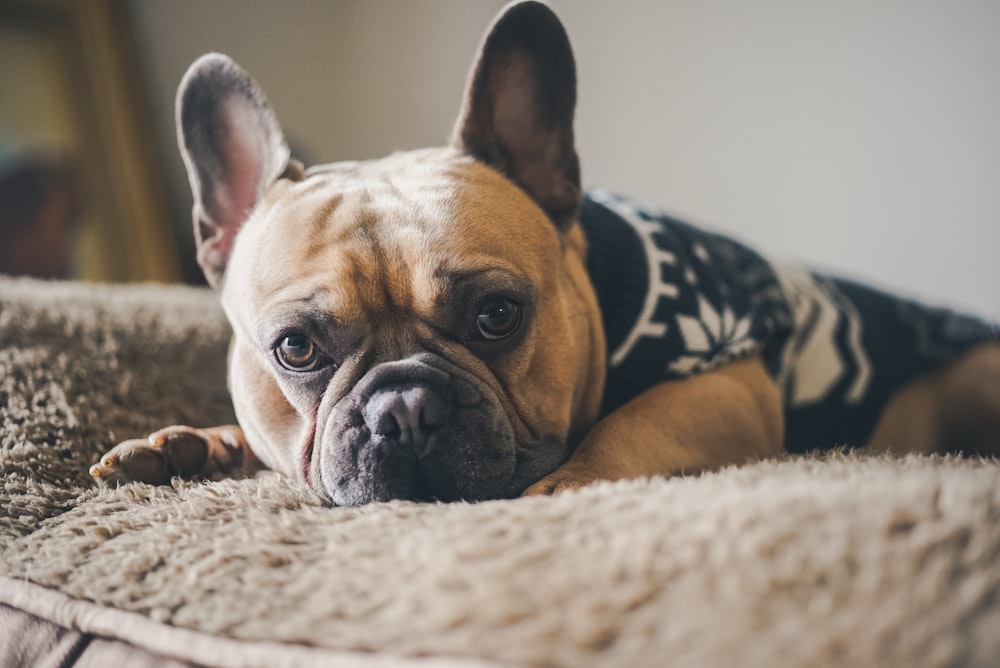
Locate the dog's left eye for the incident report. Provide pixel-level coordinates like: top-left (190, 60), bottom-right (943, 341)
top-left (473, 298), bottom-right (521, 341)
top-left (274, 333), bottom-right (327, 371)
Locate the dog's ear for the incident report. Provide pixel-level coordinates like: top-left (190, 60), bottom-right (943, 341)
top-left (452, 1), bottom-right (580, 228)
top-left (176, 54), bottom-right (291, 288)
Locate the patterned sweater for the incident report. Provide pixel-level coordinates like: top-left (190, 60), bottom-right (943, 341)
top-left (579, 191), bottom-right (997, 452)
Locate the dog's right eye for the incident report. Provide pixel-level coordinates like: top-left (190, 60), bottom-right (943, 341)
top-left (274, 333), bottom-right (327, 372)
top-left (472, 298), bottom-right (522, 341)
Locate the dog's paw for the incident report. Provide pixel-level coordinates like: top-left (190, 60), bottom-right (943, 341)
top-left (90, 426), bottom-right (211, 486)
top-left (521, 470), bottom-right (598, 497)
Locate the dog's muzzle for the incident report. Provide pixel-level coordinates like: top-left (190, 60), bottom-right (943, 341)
top-left (362, 382), bottom-right (450, 454)
top-left (319, 356), bottom-right (519, 505)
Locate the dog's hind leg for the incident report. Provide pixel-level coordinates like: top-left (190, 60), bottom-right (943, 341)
top-left (867, 342), bottom-right (1000, 457)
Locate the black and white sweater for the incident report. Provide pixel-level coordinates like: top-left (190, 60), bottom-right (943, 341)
top-left (579, 190), bottom-right (997, 452)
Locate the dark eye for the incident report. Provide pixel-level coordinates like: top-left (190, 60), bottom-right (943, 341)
top-left (473, 298), bottom-right (521, 340)
top-left (274, 332), bottom-right (326, 371)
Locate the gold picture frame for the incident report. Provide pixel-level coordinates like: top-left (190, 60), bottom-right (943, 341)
top-left (0, 0), bottom-right (180, 282)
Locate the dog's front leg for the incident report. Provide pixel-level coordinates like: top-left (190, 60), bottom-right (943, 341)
top-left (523, 356), bottom-right (784, 495)
top-left (90, 425), bottom-right (265, 486)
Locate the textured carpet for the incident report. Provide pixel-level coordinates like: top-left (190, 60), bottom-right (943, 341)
top-left (1, 275), bottom-right (999, 667)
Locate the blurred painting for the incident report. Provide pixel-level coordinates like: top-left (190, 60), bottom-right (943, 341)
top-left (0, 0), bottom-right (179, 282)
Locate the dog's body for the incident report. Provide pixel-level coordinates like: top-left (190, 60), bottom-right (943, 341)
top-left (91, 2), bottom-right (1000, 504)
top-left (579, 191), bottom-right (997, 451)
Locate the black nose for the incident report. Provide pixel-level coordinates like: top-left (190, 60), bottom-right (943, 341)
top-left (362, 384), bottom-right (450, 451)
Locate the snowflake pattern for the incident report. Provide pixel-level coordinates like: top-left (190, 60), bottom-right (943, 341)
top-left (589, 189), bottom-right (771, 383)
top-left (671, 295), bottom-right (755, 375)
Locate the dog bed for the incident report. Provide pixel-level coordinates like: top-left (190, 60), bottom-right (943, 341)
top-left (1, 275), bottom-right (999, 667)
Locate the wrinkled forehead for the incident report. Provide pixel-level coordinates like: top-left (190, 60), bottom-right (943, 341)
top-left (222, 148), bottom-right (560, 320)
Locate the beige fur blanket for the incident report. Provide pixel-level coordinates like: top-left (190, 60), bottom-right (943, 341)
top-left (1, 276), bottom-right (998, 667)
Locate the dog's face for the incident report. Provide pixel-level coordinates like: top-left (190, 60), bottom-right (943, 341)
top-left (177, 2), bottom-right (605, 504)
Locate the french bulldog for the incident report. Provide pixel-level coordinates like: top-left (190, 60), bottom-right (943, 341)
top-left (91, 1), bottom-right (1000, 505)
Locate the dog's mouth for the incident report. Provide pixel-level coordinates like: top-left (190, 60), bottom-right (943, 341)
top-left (316, 356), bottom-right (522, 505)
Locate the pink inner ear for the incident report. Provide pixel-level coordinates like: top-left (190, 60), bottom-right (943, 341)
top-left (216, 99), bottom-right (269, 225)
top-left (203, 98), bottom-right (272, 269)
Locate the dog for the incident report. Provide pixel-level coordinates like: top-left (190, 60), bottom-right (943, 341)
top-left (90, 1), bottom-right (1000, 505)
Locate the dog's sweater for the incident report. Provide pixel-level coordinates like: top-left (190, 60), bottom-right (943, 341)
top-left (580, 190), bottom-right (998, 452)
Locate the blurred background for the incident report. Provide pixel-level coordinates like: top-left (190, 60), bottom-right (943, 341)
top-left (1, 0), bottom-right (997, 318)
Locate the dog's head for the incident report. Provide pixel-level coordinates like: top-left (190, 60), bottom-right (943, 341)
top-left (176, 1), bottom-right (605, 504)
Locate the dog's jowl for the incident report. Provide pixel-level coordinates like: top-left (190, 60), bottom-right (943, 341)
top-left (91, 1), bottom-right (1000, 505)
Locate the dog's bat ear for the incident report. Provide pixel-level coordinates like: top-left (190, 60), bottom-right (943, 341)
top-left (452, 1), bottom-right (581, 229)
top-left (176, 54), bottom-right (291, 288)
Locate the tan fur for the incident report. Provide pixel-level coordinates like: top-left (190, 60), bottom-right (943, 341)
top-left (220, 149), bottom-right (605, 487)
top-left (524, 355), bottom-right (784, 494)
top-left (867, 342), bottom-right (1000, 457)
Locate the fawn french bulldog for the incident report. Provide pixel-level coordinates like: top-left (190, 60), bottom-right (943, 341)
top-left (91, 1), bottom-right (1000, 505)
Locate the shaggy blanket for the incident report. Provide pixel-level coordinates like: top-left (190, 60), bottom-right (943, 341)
top-left (1, 275), bottom-right (999, 667)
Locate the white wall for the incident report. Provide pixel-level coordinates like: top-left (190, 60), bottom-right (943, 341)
top-left (129, 0), bottom-right (999, 318)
